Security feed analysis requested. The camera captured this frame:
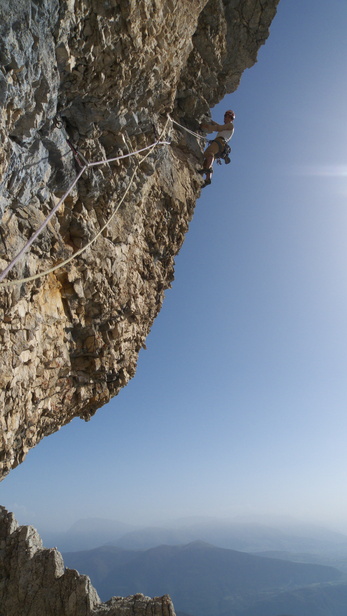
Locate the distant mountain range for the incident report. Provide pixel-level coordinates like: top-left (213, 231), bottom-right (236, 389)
top-left (42, 517), bottom-right (135, 551)
top-left (254, 550), bottom-right (347, 575)
top-left (44, 515), bottom-right (347, 556)
top-left (113, 519), bottom-right (347, 554)
top-left (63, 540), bottom-right (344, 616)
top-left (42, 517), bottom-right (347, 615)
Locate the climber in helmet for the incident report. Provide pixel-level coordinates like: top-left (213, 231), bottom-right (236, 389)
top-left (199, 110), bottom-right (235, 187)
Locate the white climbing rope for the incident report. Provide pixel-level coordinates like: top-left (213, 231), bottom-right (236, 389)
top-left (0, 118), bottom-right (172, 287)
top-left (87, 141), bottom-right (170, 168)
top-left (0, 165), bottom-right (87, 283)
top-left (168, 114), bottom-right (207, 142)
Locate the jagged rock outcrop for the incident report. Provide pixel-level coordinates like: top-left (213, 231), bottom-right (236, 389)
top-left (0, 0), bottom-right (279, 478)
top-left (0, 506), bottom-right (176, 616)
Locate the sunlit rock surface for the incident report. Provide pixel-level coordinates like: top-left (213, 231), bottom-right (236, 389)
top-left (0, 506), bottom-right (176, 616)
top-left (0, 0), bottom-right (279, 478)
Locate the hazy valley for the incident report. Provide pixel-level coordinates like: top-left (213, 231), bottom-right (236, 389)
top-left (45, 517), bottom-right (347, 616)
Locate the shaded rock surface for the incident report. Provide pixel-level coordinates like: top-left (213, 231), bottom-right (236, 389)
top-left (0, 0), bottom-right (279, 478)
top-left (0, 506), bottom-right (176, 616)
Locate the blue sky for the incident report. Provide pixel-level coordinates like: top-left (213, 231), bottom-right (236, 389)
top-left (2, 0), bottom-right (347, 536)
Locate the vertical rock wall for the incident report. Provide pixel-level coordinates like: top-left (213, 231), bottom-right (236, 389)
top-left (0, 0), bottom-right (280, 477)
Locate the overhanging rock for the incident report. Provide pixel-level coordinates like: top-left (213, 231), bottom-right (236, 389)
top-left (0, 0), bottom-right (280, 478)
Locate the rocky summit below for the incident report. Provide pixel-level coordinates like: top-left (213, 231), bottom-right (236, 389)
top-left (0, 506), bottom-right (176, 616)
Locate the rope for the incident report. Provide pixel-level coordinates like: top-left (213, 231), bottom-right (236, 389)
top-left (168, 114), bottom-right (207, 142)
top-left (0, 118), bottom-right (171, 287)
top-left (0, 165), bottom-right (87, 283)
top-left (87, 141), bottom-right (170, 168)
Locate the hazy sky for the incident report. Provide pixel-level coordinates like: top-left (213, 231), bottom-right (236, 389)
top-left (2, 0), bottom-right (347, 536)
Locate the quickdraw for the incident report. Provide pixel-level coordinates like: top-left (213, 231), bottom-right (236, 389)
top-left (53, 115), bottom-right (88, 168)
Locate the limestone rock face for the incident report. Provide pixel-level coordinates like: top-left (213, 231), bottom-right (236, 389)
top-left (0, 506), bottom-right (176, 616)
top-left (0, 0), bottom-right (280, 479)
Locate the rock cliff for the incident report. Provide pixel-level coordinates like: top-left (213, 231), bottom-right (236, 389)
top-left (0, 0), bottom-right (280, 613)
top-left (0, 506), bottom-right (176, 616)
top-left (0, 1), bottom-right (279, 475)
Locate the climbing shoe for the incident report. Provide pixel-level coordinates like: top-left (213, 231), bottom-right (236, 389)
top-left (198, 167), bottom-right (213, 176)
top-left (202, 178), bottom-right (212, 188)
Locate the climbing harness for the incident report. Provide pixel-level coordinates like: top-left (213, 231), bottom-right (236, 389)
top-left (170, 116), bottom-right (232, 168)
top-left (209, 137), bottom-right (231, 165)
top-left (216, 144), bottom-right (231, 165)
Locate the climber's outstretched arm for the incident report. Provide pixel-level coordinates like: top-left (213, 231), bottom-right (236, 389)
top-left (200, 120), bottom-right (233, 133)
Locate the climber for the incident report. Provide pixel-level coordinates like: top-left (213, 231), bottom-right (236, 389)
top-left (199, 110), bottom-right (235, 187)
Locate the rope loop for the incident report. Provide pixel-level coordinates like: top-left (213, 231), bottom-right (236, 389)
top-left (168, 115), bottom-right (207, 143)
top-left (0, 114), bottom-right (209, 286)
top-left (0, 116), bottom-right (172, 286)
